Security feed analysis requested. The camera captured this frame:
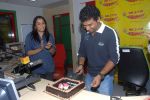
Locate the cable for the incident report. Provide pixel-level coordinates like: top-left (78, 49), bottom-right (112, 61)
top-left (110, 96), bottom-right (122, 100)
top-left (24, 75), bottom-right (36, 91)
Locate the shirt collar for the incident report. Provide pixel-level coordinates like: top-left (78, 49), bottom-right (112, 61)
top-left (96, 21), bottom-right (105, 34)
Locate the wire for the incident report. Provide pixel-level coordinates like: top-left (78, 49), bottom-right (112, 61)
top-left (24, 75), bottom-right (36, 91)
top-left (110, 96), bottom-right (122, 100)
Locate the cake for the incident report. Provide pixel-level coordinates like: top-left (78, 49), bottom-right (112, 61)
top-left (45, 77), bottom-right (85, 99)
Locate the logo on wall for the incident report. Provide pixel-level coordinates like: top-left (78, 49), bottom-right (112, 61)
top-left (123, 9), bottom-right (145, 20)
top-left (123, 27), bottom-right (144, 36)
top-left (96, 0), bottom-right (150, 48)
top-left (102, 13), bottom-right (119, 22)
top-left (126, 0), bottom-right (144, 3)
top-left (99, 0), bottom-right (118, 7)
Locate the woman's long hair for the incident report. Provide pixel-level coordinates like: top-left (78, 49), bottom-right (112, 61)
top-left (31, 16), bottom-right (49, 43)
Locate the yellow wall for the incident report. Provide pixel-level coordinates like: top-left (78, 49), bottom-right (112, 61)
top-left (96, 0), bottom-right (150, 50)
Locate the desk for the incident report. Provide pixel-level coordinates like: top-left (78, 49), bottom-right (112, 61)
top-left (19, 79), bottom-right (150, 100)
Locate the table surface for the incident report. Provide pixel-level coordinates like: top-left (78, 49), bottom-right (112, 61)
top-left (19, 79), bottom-right (150, 100)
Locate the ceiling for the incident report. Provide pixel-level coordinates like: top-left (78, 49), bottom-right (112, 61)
top-left (0, 0), bottom-right (69, 8)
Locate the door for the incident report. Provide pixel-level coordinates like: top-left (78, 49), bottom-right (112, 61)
top-left (53, 13), bottom-right (72, 66)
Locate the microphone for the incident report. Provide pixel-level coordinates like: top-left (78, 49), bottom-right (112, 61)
top-left (28, 59), bottom-right (43, 68)
top-left (13, 59), bottom-right (43, 74)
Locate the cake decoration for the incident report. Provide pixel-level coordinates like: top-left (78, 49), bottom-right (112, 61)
top-left (45, 77), bottom-right (85, 99)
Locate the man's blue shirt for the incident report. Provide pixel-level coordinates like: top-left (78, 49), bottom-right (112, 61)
top-left (79, 22), bottom-right (120, 76)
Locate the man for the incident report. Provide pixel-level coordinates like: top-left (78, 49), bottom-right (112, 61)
top-left (145, 33), bottom-right (150, 94)
top-left (75, 5), bottom-right (120, 96)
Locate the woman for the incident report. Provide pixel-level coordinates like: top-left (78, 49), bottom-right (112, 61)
top-left (25, 16), bottom-right (55, 80)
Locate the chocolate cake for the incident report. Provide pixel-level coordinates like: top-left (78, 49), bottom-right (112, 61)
top-left (46, 77), bottom-right (85, 99)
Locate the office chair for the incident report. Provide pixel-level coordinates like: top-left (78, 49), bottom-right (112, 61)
top-left (118, 47), bottom-right (149, 96)
top-left (53, 44), bottom-right (66, 80)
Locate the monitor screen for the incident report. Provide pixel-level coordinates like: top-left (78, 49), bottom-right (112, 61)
top-left (118, 47), bottom-right (149, 86)
top-left (5, 42), bottom-right (24, 53)
top-left (0, 78), bottom-right (19, 100)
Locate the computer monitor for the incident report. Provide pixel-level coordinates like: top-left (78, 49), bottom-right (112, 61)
top-left (118, 47), bottom-right (149, 86)
top-left (0, 78), bottom-right (19, 100)
top-left (5, 42), bottom-right (24, 53)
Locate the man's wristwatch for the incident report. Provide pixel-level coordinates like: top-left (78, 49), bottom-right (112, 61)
top-left (98, 72), bottom-right (105, 80)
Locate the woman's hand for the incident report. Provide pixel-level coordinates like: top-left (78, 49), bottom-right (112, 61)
top-left (45, 41), bottom-right (53, 50)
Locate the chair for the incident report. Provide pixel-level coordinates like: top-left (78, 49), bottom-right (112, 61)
top-left (53, 44), bottom-right (66, 80)
top-left (118, 47), bottom-right (149, 96)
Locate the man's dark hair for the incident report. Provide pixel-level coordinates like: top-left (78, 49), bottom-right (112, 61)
top-left (79, 5), bottom-right (101, 22)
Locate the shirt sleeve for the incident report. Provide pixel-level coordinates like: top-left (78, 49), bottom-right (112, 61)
top-left (78, 32), bottom-right (86, 58)
top-left (25, 33), bottom-right (33, 54)
top-left (49, 33), bottom-right (55, 47)
top-left (108, 30), bottom-right (120, 64)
